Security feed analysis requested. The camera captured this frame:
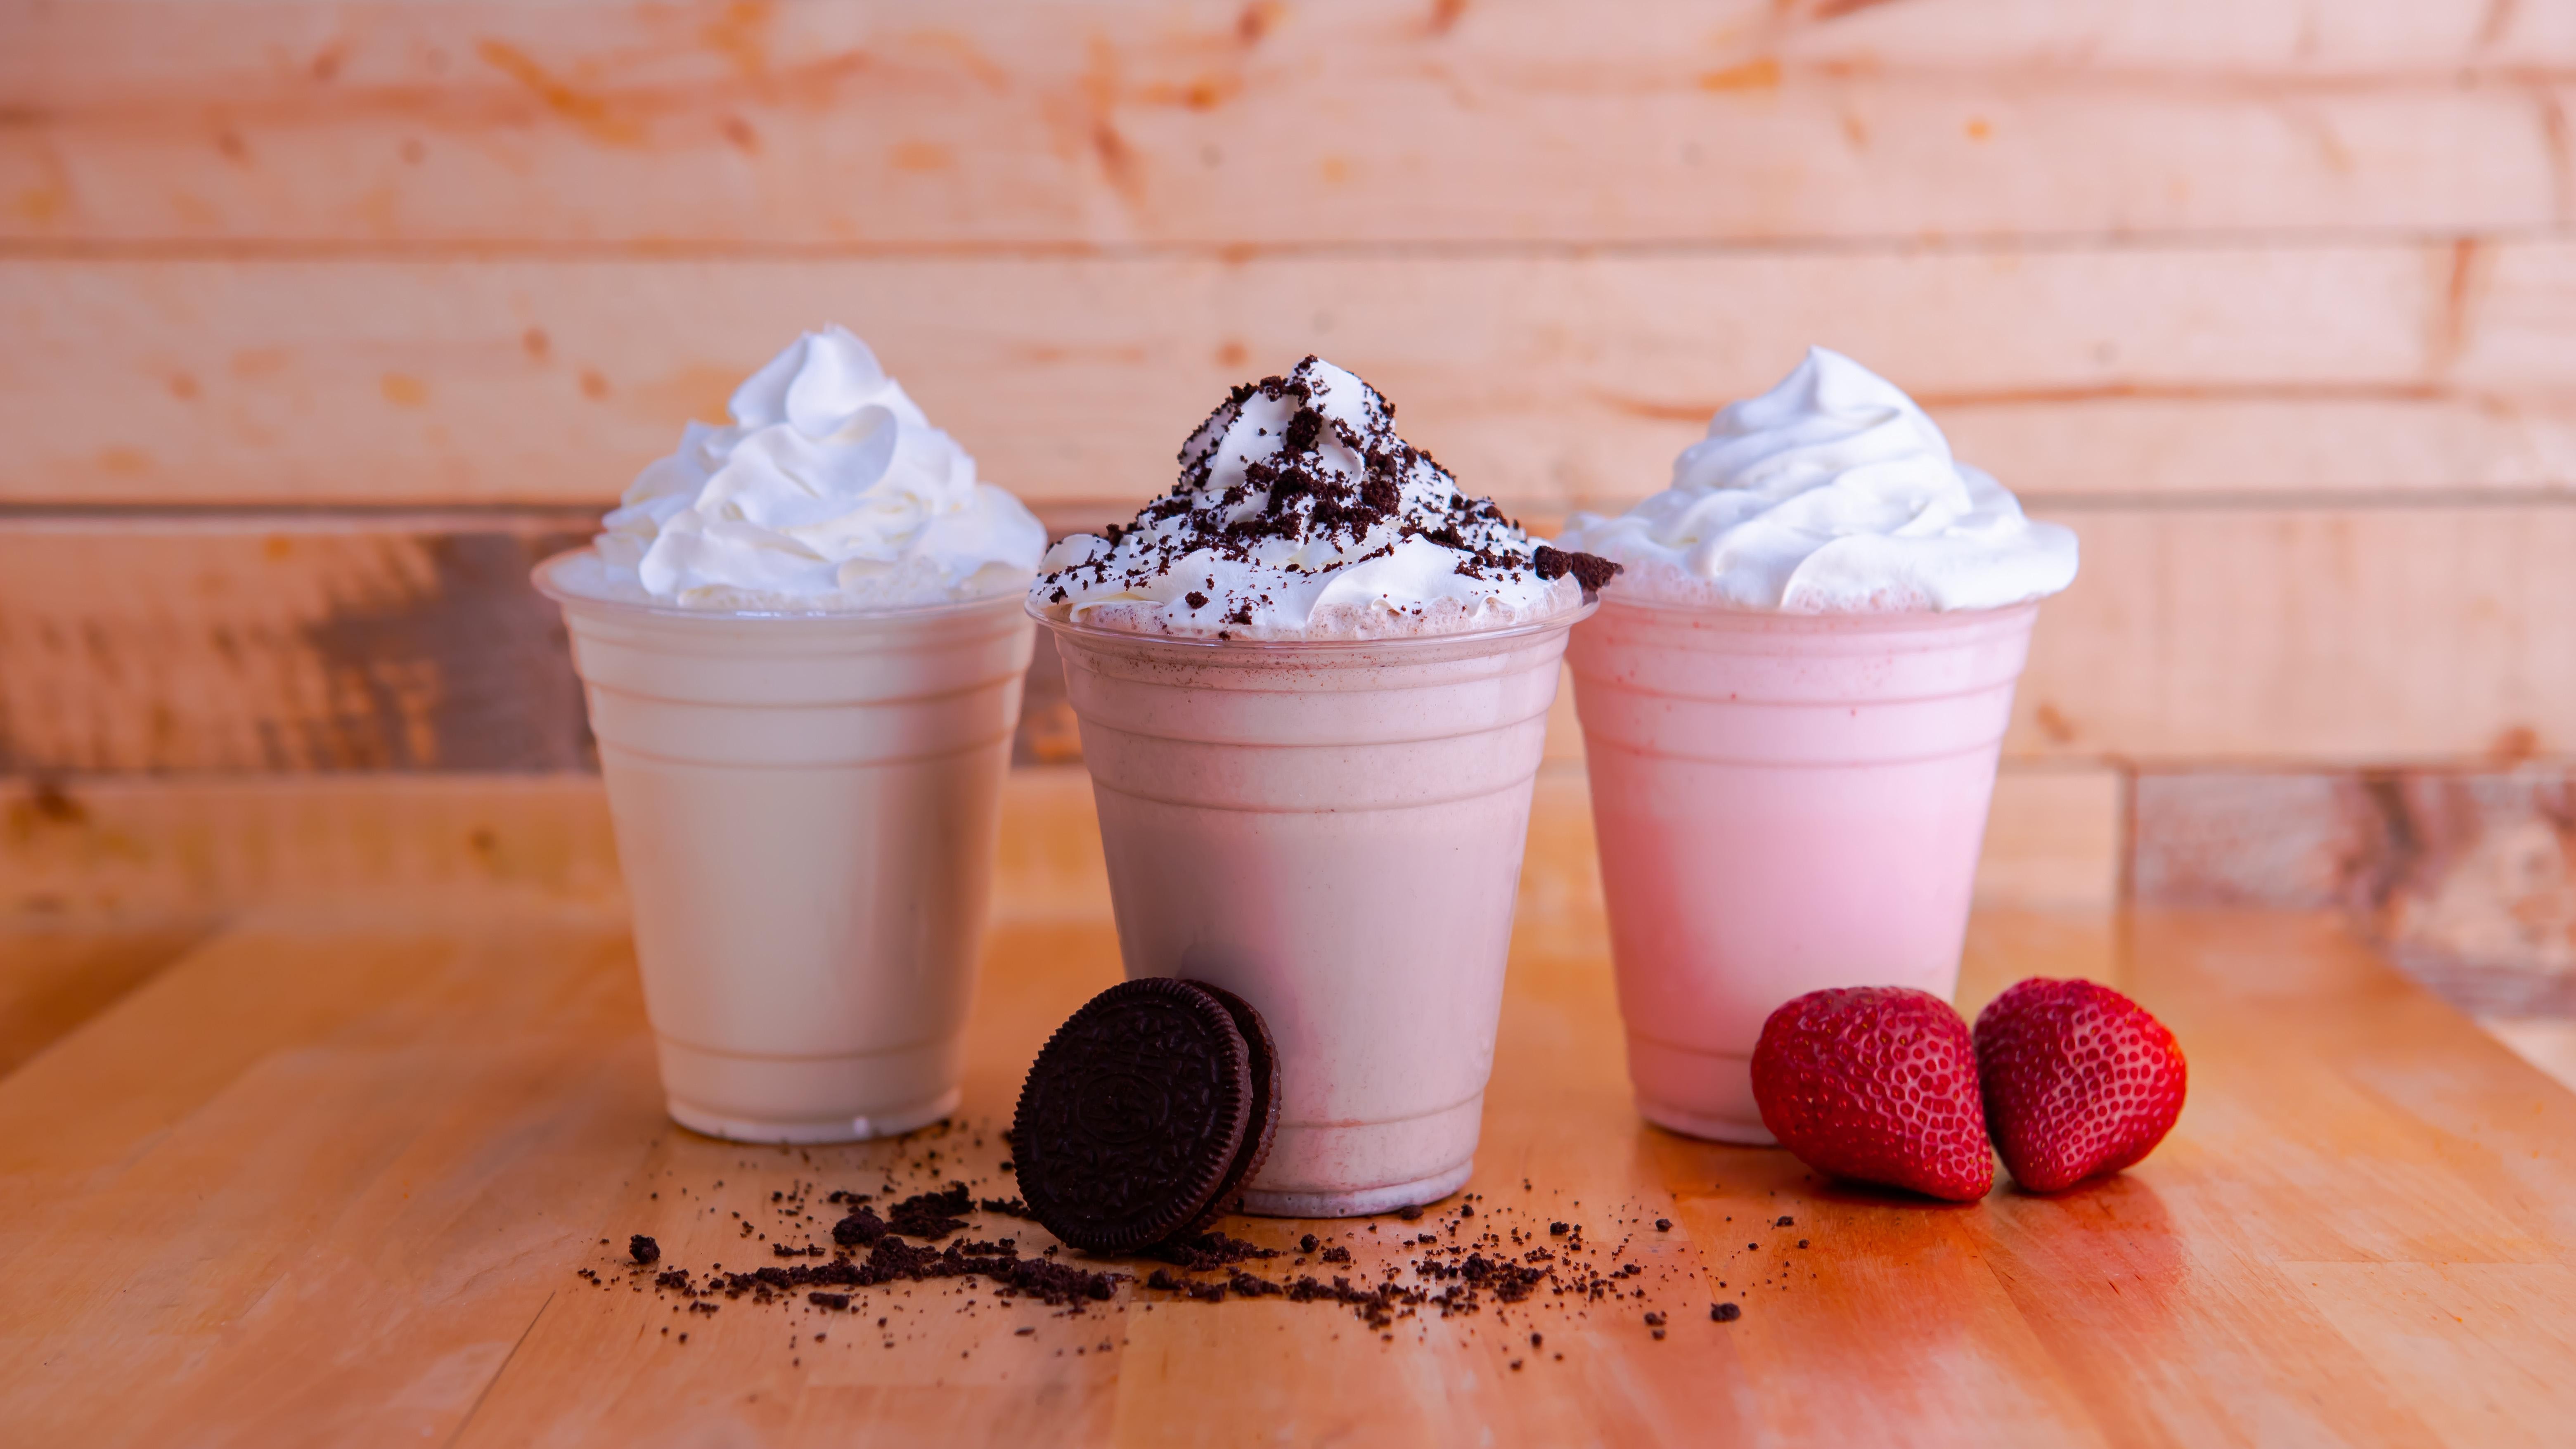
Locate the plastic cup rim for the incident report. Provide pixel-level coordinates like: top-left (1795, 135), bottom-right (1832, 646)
top-left (531, 545), bottom-right (1029, 627)
top-left (1587, 590), bottom-right (2044, 627)
top-left (1030, 596), bottom-right (1599, 655)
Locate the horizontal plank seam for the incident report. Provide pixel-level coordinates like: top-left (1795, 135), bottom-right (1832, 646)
top-left (15, 59), bottom-right (2576, 97)
top-left (4, 757), bottom-right (2566, 785)
top-left (1606, 383), bottom-right (2576, 415)
top-left (8, 492), bottom-right (2575, 529)
top-left (2017, 488), bottom-right (2576, 511)
top-left (0, 503), bottom-right (604, 529)
top-left (0, 229), bottom-right (2565, 265)
top-left (0, 502), bottom-right (1122, 531)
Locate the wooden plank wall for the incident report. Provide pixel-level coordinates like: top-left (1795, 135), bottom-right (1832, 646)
top-left (2, 0), bottom-right (2571, 1016)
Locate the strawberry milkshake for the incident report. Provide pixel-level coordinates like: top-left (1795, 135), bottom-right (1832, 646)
top-left (537, 326), bottom-right (1045, 1144)
top-left (1032, 356), bottom-right (1617, 1216)
top-left (1556, 348), bottom-right (2078, 1144)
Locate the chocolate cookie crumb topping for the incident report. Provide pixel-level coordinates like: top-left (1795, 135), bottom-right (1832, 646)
top-left (1530, 544), bottom-right (1623, 595)
top-left (1034, 356), bottom-right (1590, 637)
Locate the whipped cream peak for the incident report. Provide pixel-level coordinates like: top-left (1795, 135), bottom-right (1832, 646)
top-left (1558, 347), bottom-right (2076, 613)
top-left (582, 325), bottom-right (1044, 612)
top-left (1033, 356), bottom-right (1615, 639)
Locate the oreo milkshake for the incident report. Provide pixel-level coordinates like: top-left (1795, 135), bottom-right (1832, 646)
top-left (1031, 356), bottom-right (1615, 1216)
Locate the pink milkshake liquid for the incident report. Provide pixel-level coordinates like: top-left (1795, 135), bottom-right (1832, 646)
top-left (1566, 598), bottom-right (2039, 1144)
top-left (1044, 611), bottom-right (1586, 1216)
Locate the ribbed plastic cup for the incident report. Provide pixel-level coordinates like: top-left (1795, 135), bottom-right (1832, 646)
top-left (536, 549), bottom-right (1033, 1143)
top-left (1041, 605), bottom-right (1589, 1216)
top-left (1565, 598), bottom-right (2039, 1144)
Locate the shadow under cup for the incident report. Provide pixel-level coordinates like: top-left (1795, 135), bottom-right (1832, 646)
top-left (1043, 607), bottom-right (1586, 1217)
top-left (537, 552), bottom-right (1033, 1144)
top-left (1565, 598), bottom-right (2039, 1145)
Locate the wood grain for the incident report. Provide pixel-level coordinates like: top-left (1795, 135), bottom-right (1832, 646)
top-left (2458, 241), bottom-right (2576, 390)
top-left (3, 772), bottom-right (627, 918)
top-left (2483, 1017), bottom-right (2576, 1093)
top-left (2133, 769), bottom-right (2576, 1017)
top-left (3, 1), bottom-right (2566, 248)
top-left (0, 901), bottom-right (2569, 1444)
top-left (0, 918), bottom-right (658, 1445)
top-left (2013, 505), bottom-right (2576, 767)
top-left (0, 761), bottom-right (2120, 921)
top-left (11, 502), bottom-right (2567, 774)
top-left (0, 520), bottom-right (593, 773)
top-left (1968, 767), bottom-right (2124, 912)
top-left (2, 246), bottom-right (2529, 508)
top-left (0, 919), bottom-right (210, 1077)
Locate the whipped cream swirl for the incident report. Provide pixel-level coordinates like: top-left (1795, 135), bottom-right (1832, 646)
top-left (1032, 356), bottom-right (1614, 640)
top-left (1557, 347), bottom-right (2077, 612)
top-left (579, 326), bottom-right (1044, 611)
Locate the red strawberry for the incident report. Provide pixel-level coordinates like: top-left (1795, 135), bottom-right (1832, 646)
top-left (1973, 978), bottom-right (2187, 1193)
top-left (1750, 987), bottom-right (1994, 1202)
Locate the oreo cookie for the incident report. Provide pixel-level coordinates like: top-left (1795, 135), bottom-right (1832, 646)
top-left (1189, 981), bottom-right (1281, 1226)
top-left (1013, 978), bottom-right (1282, 1255)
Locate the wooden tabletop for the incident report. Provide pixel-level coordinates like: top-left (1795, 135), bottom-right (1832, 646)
top-left (3, 902), bottom-right (2572, 1447)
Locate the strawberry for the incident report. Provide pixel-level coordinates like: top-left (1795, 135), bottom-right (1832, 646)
top-left (1750, 987), bottom-right (1994, 1202)
top-left (1972, 978), bottom-right (2187, 1193)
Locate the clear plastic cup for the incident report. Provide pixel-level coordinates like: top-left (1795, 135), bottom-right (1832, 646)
top-left (536, 550), bottom-right (1034, 1143)
top-left (1565, 598), bottom-right (2040, 1144)
top-left (1041, 606), bottom-right (1590, 1216)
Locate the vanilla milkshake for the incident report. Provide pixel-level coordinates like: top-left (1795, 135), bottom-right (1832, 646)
top-left (1033, 356), bottom-right (1617, 1215)
top-left (1557, 348), bottom-right (2078, 1144)
top-left (537, 326), bottom-right (1045, 1144)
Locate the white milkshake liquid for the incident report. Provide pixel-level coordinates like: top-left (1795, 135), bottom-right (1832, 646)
top-left (1045, 610), bottom-right (1585, 1217)
top-left (539, 551), bottom-right (1033, 1143)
